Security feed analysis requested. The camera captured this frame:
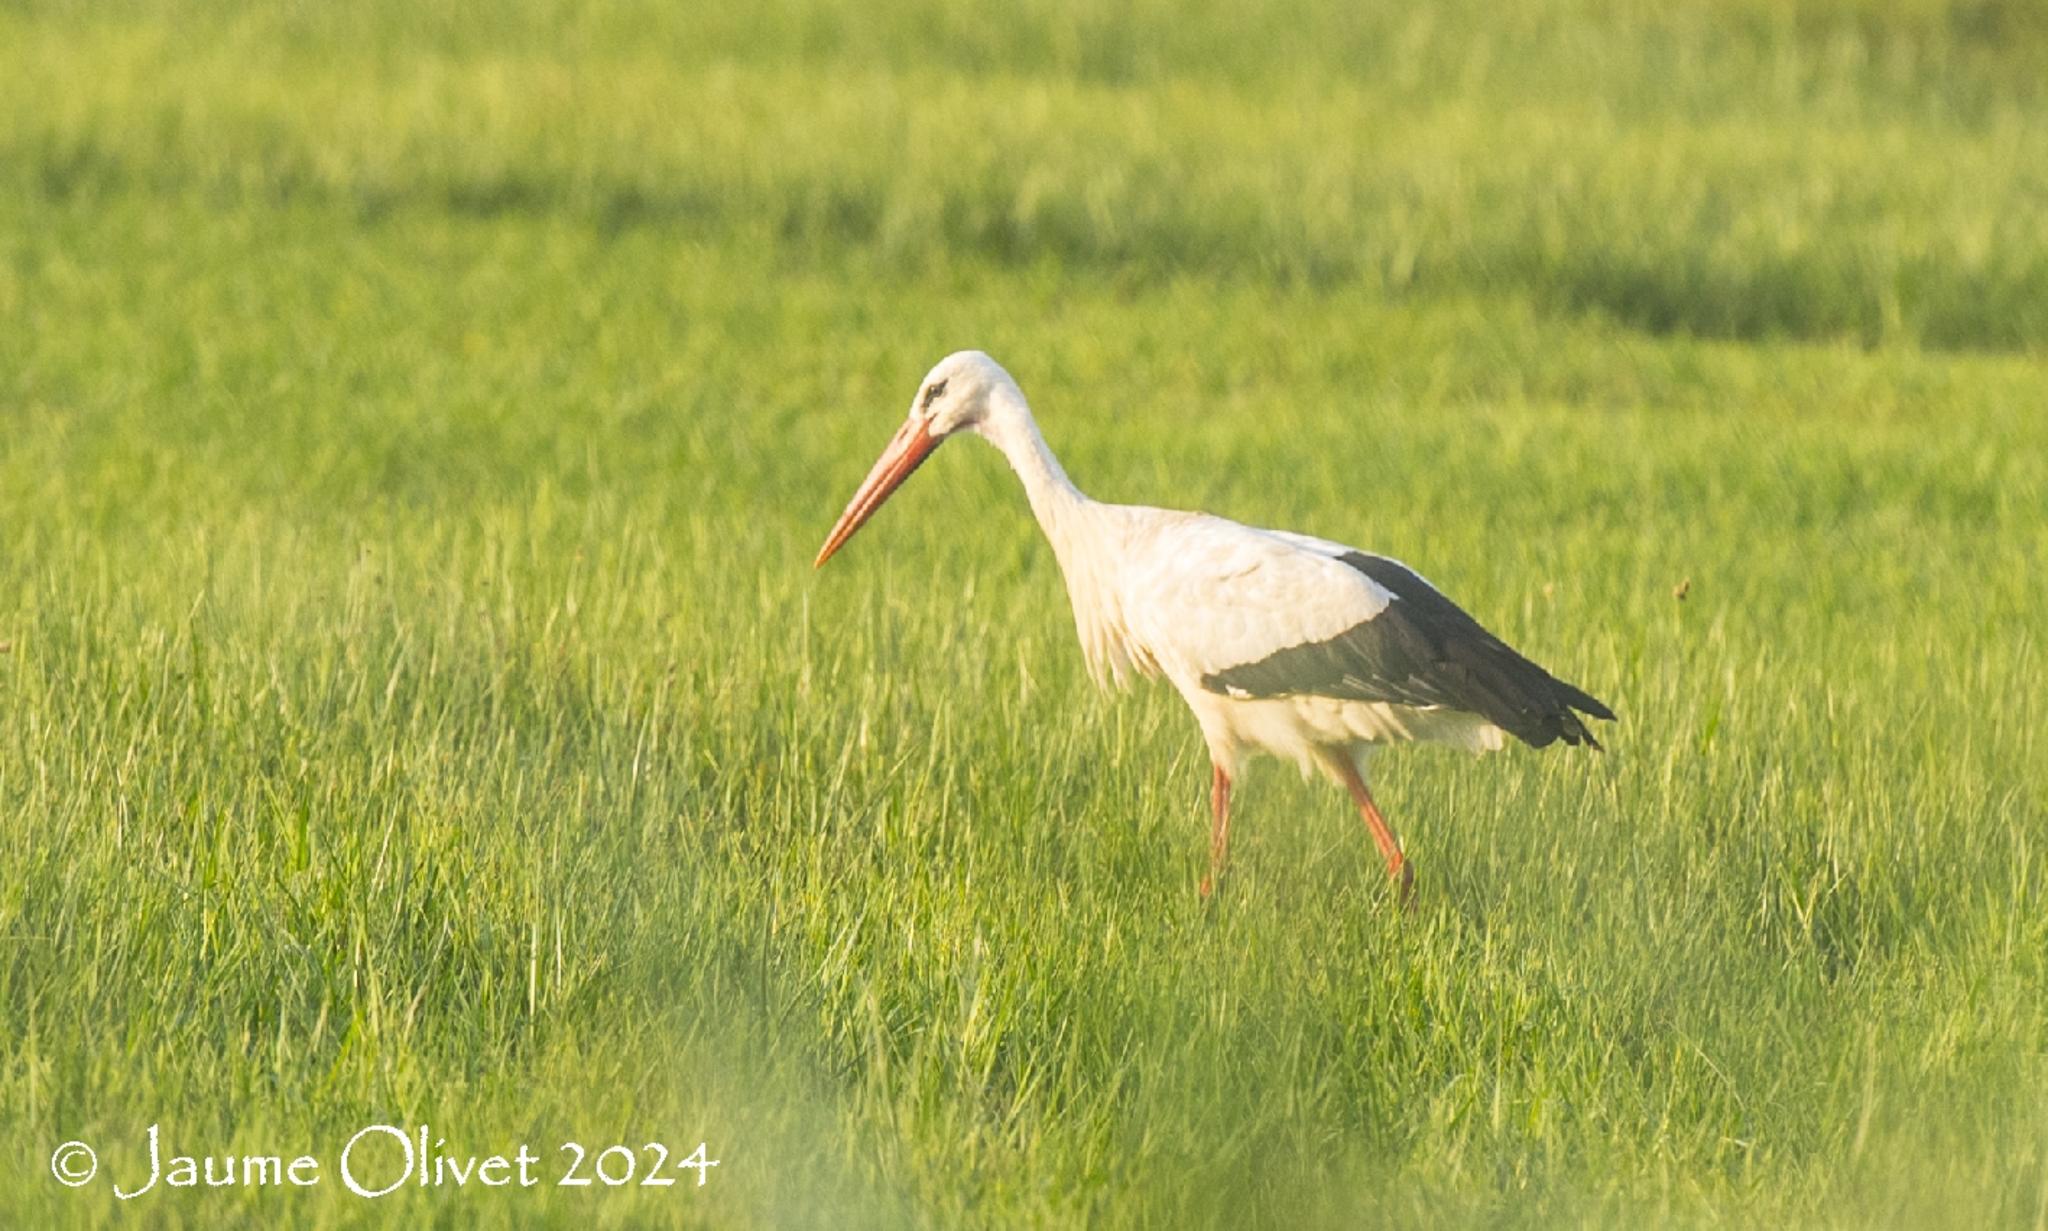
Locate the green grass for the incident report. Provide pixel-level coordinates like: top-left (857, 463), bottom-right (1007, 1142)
top-left (3, 1), bottom-right (2046, 1225)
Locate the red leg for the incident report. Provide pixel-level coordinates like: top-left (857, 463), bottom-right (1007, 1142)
top-left (1198, 763), bottom-right (1232, 899)
top-left (1322, 750), bottom-right (1415, 908)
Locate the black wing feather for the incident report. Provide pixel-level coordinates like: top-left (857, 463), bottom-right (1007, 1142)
top-left (1200, 552), bottom-right (1615, 749)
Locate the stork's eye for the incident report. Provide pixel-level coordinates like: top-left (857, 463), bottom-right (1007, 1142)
top-left (921, 379), bottom-right (949, 409)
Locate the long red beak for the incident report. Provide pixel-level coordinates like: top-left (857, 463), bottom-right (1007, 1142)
top-left (813, 417), bottom-right (943, 568)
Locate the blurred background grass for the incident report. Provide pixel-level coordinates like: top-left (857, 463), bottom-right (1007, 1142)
top-left (1, 1), bottom-right (2045, 1227)
top-left (8, 0), bottom-right (2048, 347)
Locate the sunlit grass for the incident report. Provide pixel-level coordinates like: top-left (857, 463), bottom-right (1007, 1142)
top-left (2, 2), bottom-right (2046, 1226)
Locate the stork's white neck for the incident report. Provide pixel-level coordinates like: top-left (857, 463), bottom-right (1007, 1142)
top-left (973, 388), bottom-right (1090, 533)
top-left (971, 388), bottom-right (1140, 687)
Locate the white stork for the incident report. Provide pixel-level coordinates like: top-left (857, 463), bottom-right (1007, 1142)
top-left (814, 351), bottom-right (1613, 904)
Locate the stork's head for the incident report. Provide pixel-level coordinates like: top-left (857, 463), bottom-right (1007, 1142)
top-left (813, 351), bottom-right (1022, 567)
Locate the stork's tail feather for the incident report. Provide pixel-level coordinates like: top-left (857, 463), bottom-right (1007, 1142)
top-left (1532, 681), bottom-right (1614, 749)
top-left (1556, 679), bottom-right (1616, 723)
top-left (1552, 707), bottom-right (1603, 750)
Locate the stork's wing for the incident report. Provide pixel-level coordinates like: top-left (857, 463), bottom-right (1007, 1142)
top-left (1122, 516), bottom-right (1614, 749)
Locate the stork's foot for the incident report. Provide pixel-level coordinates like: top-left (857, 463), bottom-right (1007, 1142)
top-left (1390, 858), bottom-right (1416, 913)
top-left (1320, 748), bottom-right (1415, 915)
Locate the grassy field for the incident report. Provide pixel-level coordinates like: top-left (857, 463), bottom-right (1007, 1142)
top-left (3, 1), bottom-right (2046, 1225)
